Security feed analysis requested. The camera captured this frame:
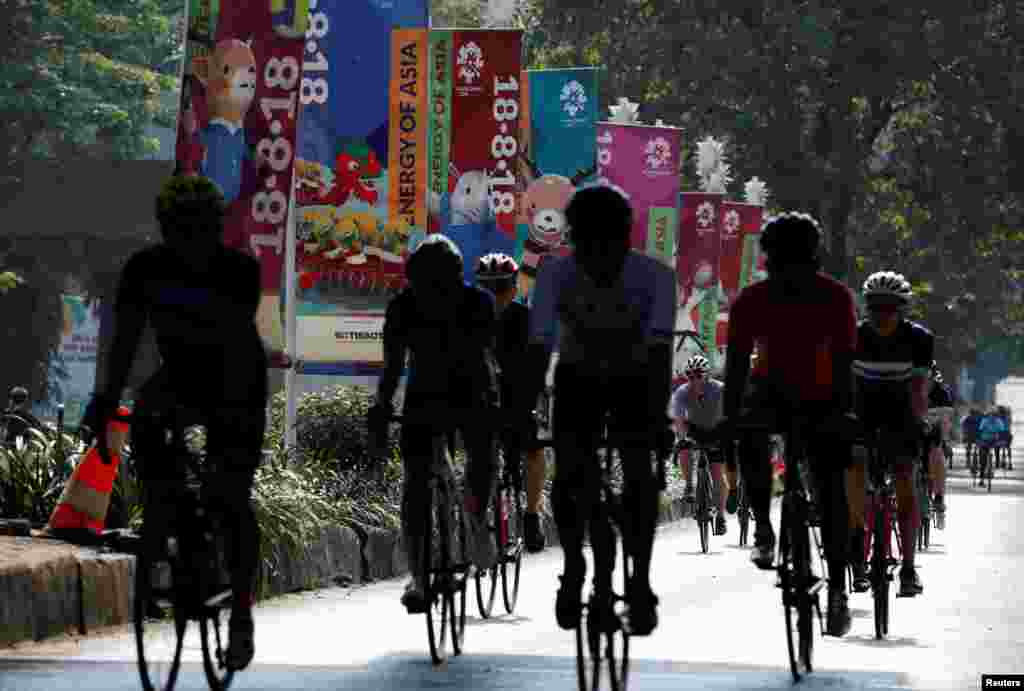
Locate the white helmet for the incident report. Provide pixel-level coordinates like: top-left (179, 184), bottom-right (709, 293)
top-left (862, 271), bottom-right (912, 304)
top-left (684, 354), bottom-right (711, 378)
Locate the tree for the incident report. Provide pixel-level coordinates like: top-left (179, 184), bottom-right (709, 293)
top-left (0, 0), bottom-right (183, 403)
top-left (523, 2), bottom-right (1022, 284)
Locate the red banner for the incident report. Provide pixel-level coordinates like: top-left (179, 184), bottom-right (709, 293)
top-left (676, 192), bottom-right (724, 375)
top-left (174, 0), bottom-right (307, 352)
top-left (448, 30), bottom-right (523, 235)
top-left (719, 201), bottom-right (763, 352)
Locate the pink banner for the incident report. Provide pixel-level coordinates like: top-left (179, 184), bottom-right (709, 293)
top-left (718, 201), bottom-right (763, 352)
top-left (595, 123), bottom-right (682, 252)
top-left (676, 192), bottom-right (724, 374)
top-left (175, 0), bottom-right (307, 352)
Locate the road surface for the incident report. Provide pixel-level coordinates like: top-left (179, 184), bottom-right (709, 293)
top-left (2, 383), bottom-right (1023, 690)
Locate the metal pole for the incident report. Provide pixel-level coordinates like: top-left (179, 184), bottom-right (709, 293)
top-left (284, 182), bottom-right (299, 452)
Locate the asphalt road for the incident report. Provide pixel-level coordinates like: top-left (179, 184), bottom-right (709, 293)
top-left (2, 447), bottom-right (1022, 691)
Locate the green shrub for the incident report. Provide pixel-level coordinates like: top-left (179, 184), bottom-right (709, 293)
top-left (0, 427), bottom-right (81, 524)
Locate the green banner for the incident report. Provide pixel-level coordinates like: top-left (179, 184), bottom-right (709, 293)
top-left (646, 206), bottom-right (676, 267)
top-left (427, 30), bottom-right (453, 219)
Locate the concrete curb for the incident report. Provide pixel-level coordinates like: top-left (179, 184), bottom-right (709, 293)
top-left (0, 497), bottom-right (688, 647)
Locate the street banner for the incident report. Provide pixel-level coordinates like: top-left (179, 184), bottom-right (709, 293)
top-left (737, 203), bottom-right (768, 292)
top-left (36, 296), bottom-right (101, 426)
top-left (594, 123), bottom-right (683, 253)
top-left (290, 3), bottom-right (428, 374)
top-left (516, 67), bottom-right (600, 301)
top-left (427, 30), bottom-right (522, 285)
top-left (174, 0), bottom-right (309, 357)
top-left (677, 192), bottom-right (725, 375)
top-left (718, 201), bottom-right (763, 357)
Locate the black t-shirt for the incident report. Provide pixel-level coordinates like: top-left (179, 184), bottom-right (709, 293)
top-left (853, 319), bottom-right (934, 427)
top-left (495, 302), bottom-right (532, 412)
top-left (383, 284), bottom-right (499, 408)
top-left (116, 244), bottom-right (268, 406)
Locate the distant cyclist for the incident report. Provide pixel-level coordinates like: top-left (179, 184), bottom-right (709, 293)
top-left (671, 354), bottom-right (729, 536)
top-left (962, 408), bottom-right (980, 466)
top-left (2, 386), bottom-right (42, 446)
top-left (83, 176), bottom-right (272, 671)
top-left (848, 271), bottom-right (931, 598)
top-left (368, 234), bottom-right (501, 614)
top-left (977, 408), bottom-right (1008, 468)
top-left (721, 211), bottom-right (858, 637)
top-left (926, 362), bottom-right (954, 523)
top-left (475, 253), bottom-right (547, 553)
top-left (528, 185), bottom-right (676, 636)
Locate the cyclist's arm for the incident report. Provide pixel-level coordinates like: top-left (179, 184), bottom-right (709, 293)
top-left (377, 296), bottom-right (408, 410)
top-left (723, 294), bottom-right (753, 419)
top-left (670, 386), bottom-right (689, 435)
top-left (909, 328), bottom-right (935, 419)
top-left (646, 260), bottom-right (677, 421)
top-left (526, 257), bottom-right (559, 406)
top-left (831, 286), bottom-right (858, 413)
top-left (98, 254), bottom-right (149, 402)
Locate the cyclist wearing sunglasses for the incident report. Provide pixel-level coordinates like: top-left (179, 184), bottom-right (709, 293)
top-left (848, 271), bottom-right (933, 597)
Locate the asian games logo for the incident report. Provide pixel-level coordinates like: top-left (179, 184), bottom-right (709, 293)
top-left (644, 136), bottom-right (672, 174)
top-left (560, 80), bottom-right (588, 118)
top-left (696, 201), bottom-right (716, 234)
top-left (457, 42), bottom-right (485, 84)
top-left (723, 209), bottom-right (741, 238)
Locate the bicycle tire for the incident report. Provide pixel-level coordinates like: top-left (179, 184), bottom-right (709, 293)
top-left (200, 607), bottom-right (235, 690)
top-left (790, 499), bottom-right (814, 676)
top-left (917, 473), bottom-right (930, 552)
top-left (696, 461), bottom-right (711, 554)
top-left (450, 494), bottom-right (468, 657)
top-left (872, 506), bottom-right (889, 640)
top-left (778, 499), bottom-right (800, 683)
top-left (474, 492), bottom-right (499, 619)
top-left (608, 540), bottom-right (630, 691)
top-left (737, 481), bottom-right (750, 547)
top-left (501, 482), bottom-right (524, 614)
top-left (576, 606), bottom-right (601, 691)
top-left (424, 481), bottom-right (450, 665)
top-left (135, 546), bottom-right (186, 691)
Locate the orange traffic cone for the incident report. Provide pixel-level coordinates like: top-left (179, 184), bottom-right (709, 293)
top-left (48, 407), bottom-right (131, 536)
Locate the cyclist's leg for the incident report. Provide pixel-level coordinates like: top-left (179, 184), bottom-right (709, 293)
top-left (399, 417), bottom-right (434, 600)
top-left (525, 446), bottom-right (546, 514)
top-left (461, 413), bottom-right (499, 568)
top-left (892, 445), bottom-right (921, 591)
top-left (847, 446), bottom-right (869, 588)
top-left (204, 406), bottom-right (265, 671)
top-left (551, 364), bottom-right (602, 624)
top-left (611, 378), bottom-right (660, 634)
top-left (738, 432), bottom-right (773, 538)
top-left (928, 441), bottom-right (946, 505)
top-left (807, 425), bottom-right (851, 591)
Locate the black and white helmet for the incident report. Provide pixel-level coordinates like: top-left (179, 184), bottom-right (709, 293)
top-left (684, 355), bottom-right (711, 378)
top-left (475, 253), bottom-right (520, 281)
top-left (862, 271), bottom-right (913, 304)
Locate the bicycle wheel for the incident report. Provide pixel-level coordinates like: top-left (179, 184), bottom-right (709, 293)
top-left (135, 542), bottom-right (187, 691)
top-left (871, 507), bottom-right (890, 640)
top-left (474, 491), bottom-right (499, 619)
top-left (737, 481), bottom-right (751, 547)
top-left (449, 491), bottom-right (468, 657)
top-left (696, 465), bottom-right (711, 554)
top-left (607, 540), bottom-right (630, 691)
top-left (778, 498), bottom-right (801, 683)
top-left (501, 480), bottom-right (524, 614)
top-left (200, 607), bottom-right (235, 690)
top-left (424, 482), bottom-right (450, 665)
top-left (917, 475), bottom-right (931, 552)
top-left (789, 501), bottom-right (814, 676)
top-left (576, 605), bottom-right (601, 691)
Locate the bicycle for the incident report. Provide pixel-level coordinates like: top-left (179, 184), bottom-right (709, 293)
top-left (102, 407), bottom-right (240, 691)
top-left (729, 409), bottom-right (827, 683)
top-left (977, 443), bottom-right (995, 492)
top-left (859, 428), bottom-right (913, 641)
top-left (387, 410), bottom-right (471, 665)
top-left (735, 469), bottom-right (753, 548)
top-left (675, 436), bottom-right (717, 554)
top-left (475, 419), bottom-right (527, 619)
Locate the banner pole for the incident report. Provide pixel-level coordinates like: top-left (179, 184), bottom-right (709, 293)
top-left (284, 183), bottom-right (299, 452)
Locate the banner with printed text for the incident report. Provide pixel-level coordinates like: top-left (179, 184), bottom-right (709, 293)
top-left (174, 0), bottom-right (309, 358)
top-left (719, 201), bottom-right (764, 359)
top-left (516, 67), bottom-right (600, 302)
top-left (35, 296), bottom-right (102, 426)
top-left (676, 192), bottom-right (724, 379)
top-left (427, 30), bottom-right (522, 285)
top-left (291, 2), bottom-right (428, 373)
top-left (594, 123), bottom-right (683, 253)
top-left (736, 203), bottom-right (768, 293)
